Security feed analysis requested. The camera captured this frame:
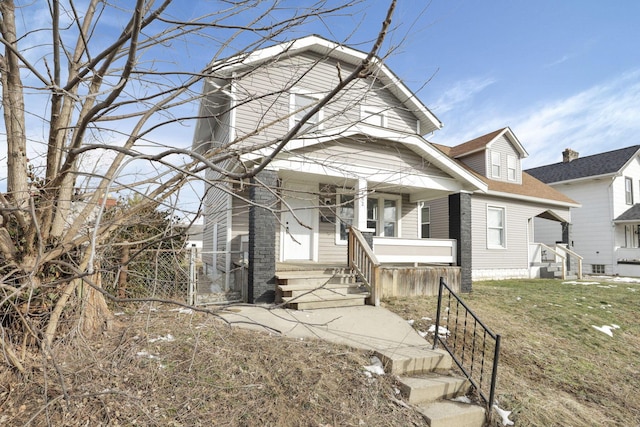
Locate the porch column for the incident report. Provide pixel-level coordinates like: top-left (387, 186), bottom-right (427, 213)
top-left (449, 192), bottom-right (472, 293)
top-left (354, 178), bottom-right (368, 231)
top-left (562, 222), bottom-right (572, 247)
top-left (248, 169), bottom-right (278, 303)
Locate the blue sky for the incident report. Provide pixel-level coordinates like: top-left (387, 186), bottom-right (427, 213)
top-left (351, 0), bottom-right (640, 168)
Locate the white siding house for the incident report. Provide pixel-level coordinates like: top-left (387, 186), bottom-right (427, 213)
top-left (527, 146), bottom-right (640, 277)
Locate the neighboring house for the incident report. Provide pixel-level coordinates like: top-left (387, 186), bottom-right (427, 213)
top-left (527, 146), bottom-right (640, 277)
top-left (430, 128), bottom-right (581, 281)
top-left (192, 35), bottom-right (489, 303)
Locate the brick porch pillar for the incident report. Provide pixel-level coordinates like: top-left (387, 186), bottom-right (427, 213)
top-left (449, 192), bottom-right (472, 293)
top-left (248, 170), bottom-right (278, 303)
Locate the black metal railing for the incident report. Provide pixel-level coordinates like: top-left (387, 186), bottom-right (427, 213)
top-left (432, 277), bottom-right (501, 414)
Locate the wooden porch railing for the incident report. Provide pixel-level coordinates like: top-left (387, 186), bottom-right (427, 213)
top-left (347, 226), bottom-right (381, 306)
top-left (537, 243), bottom-right (583, 279)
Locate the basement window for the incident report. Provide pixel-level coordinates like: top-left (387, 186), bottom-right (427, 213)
top-left (591, 264), bottom-right (605, 274)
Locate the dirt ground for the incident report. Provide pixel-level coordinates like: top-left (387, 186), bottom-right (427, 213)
top-left (0, 303), bottom-right (430, 426)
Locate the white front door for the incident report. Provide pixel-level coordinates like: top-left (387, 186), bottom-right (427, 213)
top-left (281, 183), bottom-right (317, 261)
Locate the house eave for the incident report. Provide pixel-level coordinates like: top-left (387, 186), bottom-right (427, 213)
top-left (484, 189), bottom-right (581, 209)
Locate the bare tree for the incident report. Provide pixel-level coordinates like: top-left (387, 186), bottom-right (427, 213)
top-left (0, 0), bottom-right (398, 372)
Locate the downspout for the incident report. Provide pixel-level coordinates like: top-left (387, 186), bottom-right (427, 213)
top-left (225, 77), bottom-right (237, 292)
top-left (608, 174), bottom-right (618, 275)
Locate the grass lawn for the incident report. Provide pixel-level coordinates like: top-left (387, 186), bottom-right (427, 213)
top-left (383, 277), bottom-right (640, 427)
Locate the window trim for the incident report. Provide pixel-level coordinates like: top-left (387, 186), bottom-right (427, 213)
top-left (335, 192), bottom-right (355, 245)
top-left (507, 155), bottom-right (517, 181)
top-left (367, 193), bottom-right (402, 238)
top-left (625, 176), bottom-right (634, 205)
top-left (491, 151), bottom-right (501, 178)
top-left (360, 105), bottom-right (388, 128)
top-left (289, 89), bottom-right (324, 132)
top-left (418, 202), bottom-right (430, 239)
top-left (487, 205), bottom-right (506, 249)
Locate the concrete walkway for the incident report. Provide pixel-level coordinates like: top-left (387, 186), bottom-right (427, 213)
top-left (218, 304), bottom-right (433, 352)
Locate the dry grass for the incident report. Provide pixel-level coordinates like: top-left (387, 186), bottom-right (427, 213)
top-left (0, 305), bottom-right (427, 426)
top-left (383, 277), bottom-right (640, 427)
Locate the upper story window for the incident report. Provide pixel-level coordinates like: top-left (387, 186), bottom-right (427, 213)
top-left (491, 151), bottom-right (501, 178)
top-left (419, 204), bottom-right (430, 238)
top-left (487, 205), bottom-right (506, 249)
top-left (360, 106), bottom-right (388, 127)
top-left (507, 155), bottom-right (517, 181)
top-left (625, 177), bottom-right (634, 204)
top-left (290, 91), bottom-right (322, 132)
top-left (367, 195), bottom-right (401, 237)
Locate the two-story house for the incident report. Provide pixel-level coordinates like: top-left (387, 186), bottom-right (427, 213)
top-left (192, 35), bottom-right (580, 306)
top-left (430, 128), bottom-right (580, 281)
top-left (192, 35), bottom-right (493, 305)
top-left (527, 146), bottom-right (640, 277)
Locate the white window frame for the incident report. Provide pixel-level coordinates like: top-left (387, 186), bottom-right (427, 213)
top-left (366, 193), bottom-right (402, 238)
top-left (487, 205), bottom-right (506, 249)
top-left (507, 155), bottom-right (517, 181)
top-left (624, 224), bottom-right (640, 248)
top-left (491, 151), bottom-right (501, 178)
top-left (289, 89), bottom-right (323, 132)
top-left (335, 192), bottom-right (355, 245)
top-left (418, 202), bottom-right (430, 238)
top-left (360, 105), bottom-right (388, 127)
top-left (625, 177), bottom-right (633, 205)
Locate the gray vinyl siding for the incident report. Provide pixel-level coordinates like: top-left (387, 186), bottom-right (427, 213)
top-left (471, 195), bottom-right (566, 271)
top-left (487, 135), bottom-right (522, 184)
top-left (459, 151), bottom-right (486, 176)
top-left (231, 52), bottom-right (421, 152)
top-left (230, 186), bottom-right (250, 255)
top-left (295, 138), bottom-right (452, 178)
top-left (424, 197), bottom-right (449, 239)
top-left (202, 172), bottom-right (230, 270)
top-left (401, 194), bottom-right (418, 238)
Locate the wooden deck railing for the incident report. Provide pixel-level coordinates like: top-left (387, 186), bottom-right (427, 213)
top-left (347, 226), bottom-right (381, 306)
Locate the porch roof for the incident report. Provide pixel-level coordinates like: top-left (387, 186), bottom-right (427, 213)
top-left (614, 204), bottom-right (640, 223)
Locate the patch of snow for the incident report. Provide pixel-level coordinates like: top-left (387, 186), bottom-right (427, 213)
top-left (563, 281), bottom-right (599, 285)
top-left (493, 405), bottom-right (514, 426)
top-left (169, 307), bottom-right (193, 314)
top-left (363, 356), bottom-right (385, 376)
top-left (628, 287), bottom-right (638, 292)
top-left (149, 334), bottom-right (175, 343)
top-left (421, 316), bottom-right (432, 321)
top-left (428, 325), bottom-right (451, 337)
top-left (114, 312), bottom-right (125, 316)
top-left (418, 330), bottom-right (428, 338)
top-left (407, 319), bottom-right (415, 325)
top-left (608, 276), bottom-right (640, 283)
top-left (597, 284), bottom-right (617, 289)
top-left (592, 324), bottom-right (620, 337)
top-left (516, 296), bottom-right (521, 301)
top-left (136, 350), bottom-right (160, 360)
top-left (451, 396), bottom-right (471, 404)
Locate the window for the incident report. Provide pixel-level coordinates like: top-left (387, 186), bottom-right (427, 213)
top-left (491, 151), bottom-right (501, 178)
top-left (336, 194), bottom-right (354, 242)
top-left (360, 106), bottom-right (387, 127)
top-left (420, 204), bottom-right (430, 238)
top-left (625, 177), bottom-right (633, 204)
top-left (366, 195), bottom-right (400, 237)
top-left (592, 264), bottom-right (605, 274)
top-left (624, 224), bottom-right (640, 248)
top-left (487, 206), bottom-right (506, 248)
top-left (290, 92), bottom-right (322, 131)
top-left (507, 155), bottom-right (517, 181)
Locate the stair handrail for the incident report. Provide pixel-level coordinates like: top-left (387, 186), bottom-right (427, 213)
top-left (538, 242), bottom-right (583, 279)
top-left (347, 226), bottom-right (381, 306)
top-left (433, 277), bottom-right (501, 419)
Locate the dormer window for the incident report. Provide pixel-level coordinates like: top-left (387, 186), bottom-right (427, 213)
top-left (360, 106), bottom-right (387, 127)
top-left (491, 151), bottom-right (501, 178)
top-left (507, 155), bottom-right (517, 181)
top-left (290, 90), bottom-right (323, 132)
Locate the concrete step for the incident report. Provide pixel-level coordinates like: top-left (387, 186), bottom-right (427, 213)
top-left (280, 286), bottom-right (362, 299)
top-left (374, 346), bottom-right (452, 375)
top-left (276, 273), bottom-right (355, 287)
top-left (283, 295), bottom-right (366, 310)
top-left (398, 373), bottom-right (470, 404)
top-left (417, 400), bottom-right (485, 427)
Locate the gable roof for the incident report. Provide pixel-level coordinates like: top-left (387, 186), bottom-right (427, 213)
top-left (433, 142), bottom-right (578, 207)
top-left (447, 127), bottom-right (528, 159)
top-left (209, 35), bottom-right (442, 135)
top-left (526, 145), bottom-right (640, 184)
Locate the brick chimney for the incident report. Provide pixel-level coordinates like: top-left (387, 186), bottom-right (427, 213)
top-left (562, 148), bottom-right (579, 163)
